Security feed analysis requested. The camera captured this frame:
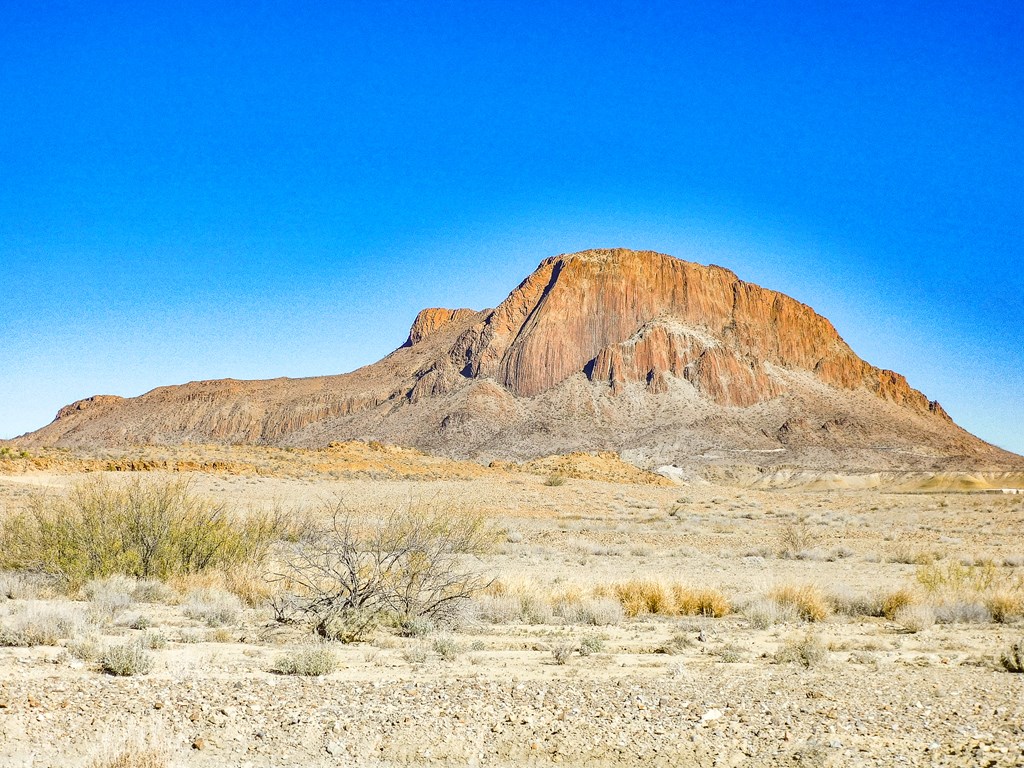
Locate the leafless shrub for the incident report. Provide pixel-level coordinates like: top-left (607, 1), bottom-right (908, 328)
top-left (274, 500), bottom-right (495, 642)
top-left (743, 598), bottom-right (799, 629)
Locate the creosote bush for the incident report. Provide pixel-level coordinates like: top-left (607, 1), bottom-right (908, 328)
top-left (0, 477), bottom-right (290, 589)
top-left (274, 500), bottom-right (495, 642)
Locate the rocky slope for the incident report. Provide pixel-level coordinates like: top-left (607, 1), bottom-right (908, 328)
top-left (12, 249), bottom-right (1021, 471)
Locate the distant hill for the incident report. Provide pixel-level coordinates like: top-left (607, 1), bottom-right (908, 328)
top-left (14, 249), bottom-right (1022, 472)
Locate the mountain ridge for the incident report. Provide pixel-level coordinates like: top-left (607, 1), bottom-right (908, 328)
top-left (12, 249), bottom-right (1021, 472)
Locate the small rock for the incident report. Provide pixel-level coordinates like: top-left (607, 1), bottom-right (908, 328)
top-left (325, 741), bottom-right (344, 756)
top-left (192, 737), bottom-right (206, 751)
top-left (701, 709), bottom-right (723, 723)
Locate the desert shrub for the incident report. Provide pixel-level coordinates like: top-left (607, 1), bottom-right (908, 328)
top-left (0, 602), bottom-right (88, 646)
top-left (1001, 640), bottom-right (1024, 673)
top-left (578, 635), bottom-right (605, 656)
top-left (894, 604), bottom-right (935, 633)
top-left (828, 589), bottom-right (882, 617)
top-left (271, 645), bottom-right (337, 676)
top-left (140, 630), bottom-right (168, 650)
top-left (0, 477), bottom-right (289, 588)
top-left (401, 642), bottom-right (429, 664)
top-left (0, 570), bottom-right (55, 600)
top-left (672, 585), bottom-right (730, 618)
top-left (131, 580), bottom-right (176, 604)
top-left (602, 580), bottom-right (730, 618)
top-left (777, 517), bottom-right (818, 559)
top-left (544, 474), bottom-right (567, 487)
top-left (550, 642), bottom-right (574, 664)
top-left (743, 598), bottom-right (799, 629)
top-left (275, 500), bottom-right (495, 642)
top-left (84, 576), bottom-right (136, 623)
top-left (182, 588), bottom-right (242, 627)
top-left (573, 597), bottom-right (625, 626)
top-left (101, 642), bottom-right (154, 676)
top-left (774, 632), bottom-right (828, 668)
top-left (66, 633), bottom-right (104, 662)
top-left (87, 741), bottom-right (168, 768)
top-left (985, 591), bottom-right (1024, 623)
top-left (879, 588), bottom-right (916, 620)
top-left (933, 599), bottom-right (991, 624)
top-left (769, 585), bottom-right (830, 622)
top-left (432, 633), bottom-right (465, 661)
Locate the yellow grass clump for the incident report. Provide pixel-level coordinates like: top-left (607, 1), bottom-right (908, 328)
top-left (769, 584), bottom-right (830, 622)
top-left (600, 580), bottom-right (730, 618)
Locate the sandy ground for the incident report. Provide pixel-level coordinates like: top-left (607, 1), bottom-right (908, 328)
top-left (0, 449), bottom-right (1022, 767)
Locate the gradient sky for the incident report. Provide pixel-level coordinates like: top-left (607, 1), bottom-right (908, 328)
top-left (2, 1), bottom-right (1021, 453)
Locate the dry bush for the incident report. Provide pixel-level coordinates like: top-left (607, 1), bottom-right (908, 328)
top-left (87, 735), bottom-right (169, 768)
top-left (182, 588), bottom-right (242, 627)
top-left (774, 632), bottom-right (828, 668)
top-left (743, 597), bottom-right (799, 629)
top-left (100, 642), bottom-right (153, 676)
top-left (0, 601), bottom-right (89, 646)
top-left (600, 580), bottom-right (730, 618)
top-left (769, 585), bottom-right (830, 622)
top-left (274, 500), bottom-right (495, 642)
top-left (271, 645), bottom-right (337, 676)
top-left (879, 588), bottom-right (916, 620)
top-left (985, 591), bottom-right (1024, 623)
top-left (894, 604), bottom-right (935, 633)
top-left (0, 477), bottom-right (290, 588)
top-left (0, 570), bottom-right (55, 600)
top-left (777, 517), bottom-right (818, 559)
top-left (933, 599), bottom-right (991, 624)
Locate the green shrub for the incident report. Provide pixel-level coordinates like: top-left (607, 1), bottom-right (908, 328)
top-left (0, 477), bottom-right (289, 588)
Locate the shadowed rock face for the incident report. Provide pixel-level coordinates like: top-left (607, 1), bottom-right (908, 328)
top-left (13, 249), bottom-right (1020, 471)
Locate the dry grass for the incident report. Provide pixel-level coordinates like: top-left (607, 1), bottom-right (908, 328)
top-left (879, 588), bottom-right (916, 620)
top-left (600, 580), bottom-right (730, 618)
top-left (768, 584), bottom-right (830, 622)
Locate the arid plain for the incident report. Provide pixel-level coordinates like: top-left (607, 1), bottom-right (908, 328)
top-left (1, 443), bottom-right (1022, 768)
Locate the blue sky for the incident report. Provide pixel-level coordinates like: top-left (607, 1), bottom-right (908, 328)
top-left (2, 1), bottom-right (1021, 453)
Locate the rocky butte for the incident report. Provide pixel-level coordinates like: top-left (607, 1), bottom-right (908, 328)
top-left (13, 249), bottom-right (1022, 473)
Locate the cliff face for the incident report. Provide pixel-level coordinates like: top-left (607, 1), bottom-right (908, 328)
top-left (16, 248), bottom-right (1017, 472)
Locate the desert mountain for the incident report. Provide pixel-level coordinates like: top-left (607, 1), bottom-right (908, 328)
top-left (13, 249), bottom-right (1021, 472)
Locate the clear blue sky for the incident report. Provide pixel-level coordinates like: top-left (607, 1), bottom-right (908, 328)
top-left (2, 1), bottom-right (1021, 454)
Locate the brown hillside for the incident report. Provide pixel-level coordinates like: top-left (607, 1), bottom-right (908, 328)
top-left (13, 249), bottom-right (1021, 472)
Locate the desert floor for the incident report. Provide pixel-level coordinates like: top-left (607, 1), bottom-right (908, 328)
top-left (0, 445), bottom-right (1022, 767)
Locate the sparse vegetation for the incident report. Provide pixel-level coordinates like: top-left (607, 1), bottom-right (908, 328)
top-left (271, 645), bottom-right (337, 676)
top-left (0, 477), bottom-right (290, 588)
top-left (774, 632), bottom-right (828, 668)
top-left (182, 587), bottom-right (243, 626)
top-left (768, 584), bottom-right (830, 622)
top-left (0, 602), bottom-right (88, 646)
top-left (100, 642), bottom-right (154, 676)
top-left (274, 500), bottom-right (495, 642)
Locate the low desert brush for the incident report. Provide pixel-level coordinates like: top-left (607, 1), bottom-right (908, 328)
top-left (774, 632), bottom-right (828, 668)
top-left (100, 642), bottom-right (154, 676)
top-left (0, 476), bottom-right (290, 588)
top-left (0, 602), bottom-right (88, 646)
top-left (601, 580), bottom-right (729, 618)
top-left (768, 585), bottom-right (830, 622)
top-left (271, 645), bottom-right (337, 676)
